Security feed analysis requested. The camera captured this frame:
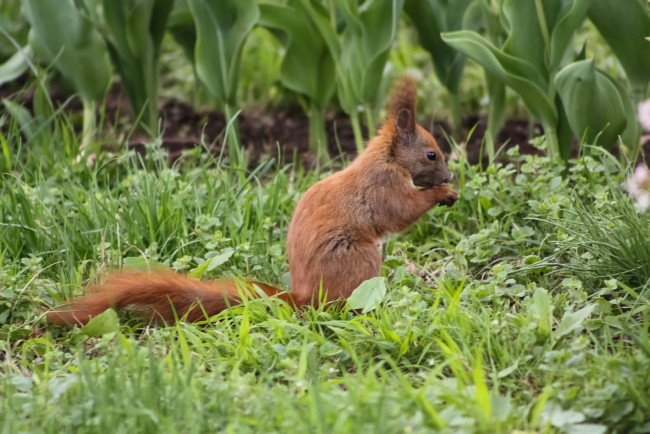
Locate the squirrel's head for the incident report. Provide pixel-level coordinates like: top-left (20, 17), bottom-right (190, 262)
top-left (384, 77), bottom-right (451, 189)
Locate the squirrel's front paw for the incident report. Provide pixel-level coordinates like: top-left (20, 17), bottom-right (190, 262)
top-left (438, 185), bottom-right (459, 207)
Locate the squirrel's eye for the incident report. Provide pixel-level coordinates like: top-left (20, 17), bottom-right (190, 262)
top-left (426, 151), bottom-right (437, 161)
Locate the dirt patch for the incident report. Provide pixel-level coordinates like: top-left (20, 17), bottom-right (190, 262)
top-left (124, 97), bottom-right (543, 167)
top-left (128, 98), bottom-right (367, 167)
top-left (135, 98), bottom-right (649, 168)
top-left (4, 82), bottom-right (649, 168)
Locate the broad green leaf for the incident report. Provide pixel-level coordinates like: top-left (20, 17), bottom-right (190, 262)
top-left (150, 0), bottom-right (172, 53)
top-left (555, 60), bottom-right (627, 149)
top-left (542, 403), bottom-right (586, 428)
top-left (258, 3), bottom-right (335, 107)
top-left (528, 287), bottom-right (552, 341)
top-left (500, 0), bottom-right (548, 76)
top-left (442, 30), bottom-right (557, 127)
top-left (297, 0), bottom-right (341, 61)
top-left (205, 250), bottom-right (234, 271)
top-left (188, 259), bottom-right (211, 279)
top-left (102, 0), bottom-right (173, 132)
top-left (122, 257), bottom-right (149, 270)
top-left (588, 0), bottom-right (650, 92)
top-left (187, 0), bottom-right (259, 107)
top-left (189, 250), bottom-right (234, 279)
top-left (0, 7), bottom-right (29, 61)
top-left (548, 0), bottom-right (589, 71)
top-left (347, 276), bottom-right (387, 314)
top-left (333, 0), bottom-right (362, 34)
top-left (2, 98), bottom-right (36, 141)
top-left (80, 309), bottom-right (120, 337)
top-left (555, 93), bottom-right (574, 161)
top-left (404, 0), bottom-right (473, 95)
top-left (0, 46), bottom-right (31, 87)
top-left (602, 71), bottom-right (641, 154)
top-left (122, 257), bottom-right (166, 271)
top-left (351, 0), bottom-right (404, 105)
top-left (554, 304), bottom-right (595, 341)
top-left (497, 360), bottom-right (519, 378)
top-left (167, 0), bottom-right (196, 64)
top-left (23, 0), bottom-right (111, 102)
top-left (258, 3), bottom-right (335, 157)
top-left (300, 0), bottom-right (403, 129)
top-left (491, 394), bottom-right (513, 423)
top-left (461, 1), bottom-right (507, 159)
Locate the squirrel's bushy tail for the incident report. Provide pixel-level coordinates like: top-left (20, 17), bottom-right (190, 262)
top-left (46, 269), bottom-right (292, 325)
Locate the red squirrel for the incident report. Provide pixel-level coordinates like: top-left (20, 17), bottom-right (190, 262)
top-left (46, 77), bottom-right (458, 325)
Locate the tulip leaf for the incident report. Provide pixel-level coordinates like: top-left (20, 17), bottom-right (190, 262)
top-left (548, 0), bottom-right (589, 72)
top-left (187, 0), bottom-right (259, 108)
top-left (2, 98), bottom-right (36, 141)
top-left (167, 0), bottom-right (196, 64)
top-left (601, 72), bottom-right (641, 153)
top-left (404, 0), bottom-right (473, 95)
top-left (442, 30), bottom-right (557, 127)
top-left (500, 0), bottom-right (548, 76)
top-left (258, 3), bottom-right (335, 157)
top-left (258, 3), bottom-right (335, 107)
top-left (300, 0), bottom-right (403, 151)
top-left (555, 59), bottom-right (627, 149)
top-left (102, 0), bottom-right (174, 133)
top-left (23, 0), bottom-right (111, 102)
top-left (588, 0), bottom-right (650, 92)
top-left (0, 46), bottom-right (32, 87)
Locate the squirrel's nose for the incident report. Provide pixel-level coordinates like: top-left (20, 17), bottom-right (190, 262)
top-left (441, 176), bottom-right (450, 184)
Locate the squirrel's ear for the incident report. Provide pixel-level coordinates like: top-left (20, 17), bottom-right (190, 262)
top-left (388, 76), bottom-right (417, 138)
top-left (395, 108), bottom-right (415, 135)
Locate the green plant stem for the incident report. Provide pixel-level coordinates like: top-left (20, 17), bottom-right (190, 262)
top-left (145, 74), bottom-right (159, 136)
top-left (631, 84), bottom-right (647, 114)
top-left (224, 103), bottom-right (243, 170)
top-left (450, 93), bottom-right (462, 139)
top-left (351, 114), bottom-right (365, 155)
top-left (627, 84), bottom-right (649, 163)
top-left (485, 79), bottom-right (505, 164)
top-left (545, 125), bottom-right (559, 161)
top-left (364, 104), bottom-right (376, 138)
top-left (81, 98), bottom-right (95, 151)
top-left (308, 105), bottom-right (329, 162)
top-left (485, 130), bottom-right (495, 165)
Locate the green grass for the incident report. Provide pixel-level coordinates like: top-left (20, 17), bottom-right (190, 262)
top-left (1, 103), bottom-right (649, 433)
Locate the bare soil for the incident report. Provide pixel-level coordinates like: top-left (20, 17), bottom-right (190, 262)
top-left (125, 97), bottom-right (650, 168)
top-left (125, 97), bottom-right (546, 167)
top-left (3, 81), bottom-right (649, 168)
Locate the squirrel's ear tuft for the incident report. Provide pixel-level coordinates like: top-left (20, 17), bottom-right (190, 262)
top-left (388, 76), bottom-right (417, 135)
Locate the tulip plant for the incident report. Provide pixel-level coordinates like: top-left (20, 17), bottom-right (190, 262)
top-left (442, 0), bottom-right (639, 161)
top-left (258, 2), bottom-right (336, 160)
top-left (23, 0), bottom-right (112, 148)
top-left (100, 0), bottom-right (174, 135)
top-left (11, 0), bottom-right (650, 165)
top-left (187, 0), bottom-right (259, 163)
top-left (299, 0), bottom-right (404, 153)
top-left (404, 0), bottom-right (474, 133)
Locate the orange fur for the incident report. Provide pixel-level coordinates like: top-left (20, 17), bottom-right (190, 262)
top-left (46, 269), bottom-right (291, 325)
top-left (46, 77), bottom-right (458, 326)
